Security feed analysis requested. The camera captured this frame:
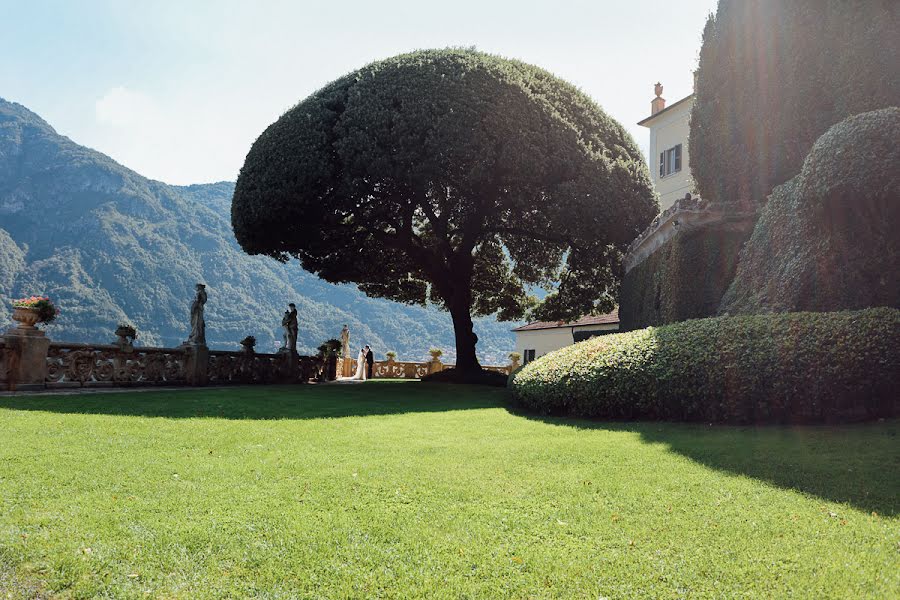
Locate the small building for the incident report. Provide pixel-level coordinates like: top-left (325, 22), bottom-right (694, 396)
top-left (512, 310), bottom-right (619, 364)
top-left (638, 80), bottom-right (694, 212)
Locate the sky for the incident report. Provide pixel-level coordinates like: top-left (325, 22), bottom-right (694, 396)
top-left (1, 0), bottom-right (717, 185)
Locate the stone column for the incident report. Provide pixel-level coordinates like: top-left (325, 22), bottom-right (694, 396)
top-left (3, 327), bottom-right (51, 391)
top-left (281, 350), bottom-right (300, 383)
top-left (428, 357), bottom-right (443, 375)
top-left (183, 344), bottom-right (209, 386)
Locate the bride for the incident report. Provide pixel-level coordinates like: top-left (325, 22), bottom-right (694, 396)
top-left (341, 347), bottom-right (367, 381)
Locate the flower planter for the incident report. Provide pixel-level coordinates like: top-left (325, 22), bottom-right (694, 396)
top-left (12, 306), bottom-right (41, 330)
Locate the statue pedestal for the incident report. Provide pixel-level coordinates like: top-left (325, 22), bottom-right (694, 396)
top-left (182, 343), bottom-right (209, 386)
top-left (281, 350), bottom-right (299, 383)
top-left (341, 356), bottom-right (353, 377)
top-left (3, 327), bottom-right (51, 391)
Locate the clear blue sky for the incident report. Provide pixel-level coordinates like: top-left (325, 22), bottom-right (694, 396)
top-left (1, 0), bottom-right (717, 185)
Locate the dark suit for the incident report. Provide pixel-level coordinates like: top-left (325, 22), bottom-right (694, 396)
top-left (365, 349), bottom-right (374, 379)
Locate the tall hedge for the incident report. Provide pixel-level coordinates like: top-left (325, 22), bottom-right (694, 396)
top-left (721, 108), bottom-right (900, 314)
top-left (510, 308), bottom-right (899, 424)
top-left (690, 0), bottom-right (900, 204)
top-left (618, 222), bottom-right (752, 331)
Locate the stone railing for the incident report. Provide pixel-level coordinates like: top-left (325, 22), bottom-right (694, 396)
top-left (343, 357), bottom-right (515, 380)
top-left (0, 327), bottom-right (323, 391)
top-left (623, 195), bottom-right (758, 273)
top-left (1, 318), bottom-right (514, 391)
top-left (208, 350), bottom-right (320, 385)
top-left (46, 343), bottom-right (187, 388)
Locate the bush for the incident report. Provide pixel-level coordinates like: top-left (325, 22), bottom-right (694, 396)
top-left (510, 308), bottom-right (899, 424)
top-left (721, 108), bottom-right (900, 314)
top-left (317, 339), bottom-right (342, 358)
top-left (689, 0), bottom-right (900, 204)
top-left (619, 222), bottom-right (752, 330)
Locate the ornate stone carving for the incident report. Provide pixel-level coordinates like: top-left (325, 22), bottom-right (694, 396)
top-left (45, 344), bottom-right (186, 386)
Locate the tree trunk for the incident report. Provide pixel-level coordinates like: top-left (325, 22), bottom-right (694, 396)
top-left (449, 299), bottom-right (481, 374)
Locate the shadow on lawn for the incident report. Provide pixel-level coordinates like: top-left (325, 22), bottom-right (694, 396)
top-left (0, 382), bottom-right (506, 421)
top-left (516, 409), bottom-right (900, 517)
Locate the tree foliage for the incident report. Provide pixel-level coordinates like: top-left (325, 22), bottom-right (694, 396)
top-left (0, 97), bottom-right (517, 363)
top-left (690, 0), bottom-right (900, 204)
top-left (232, 49), bottom-right (656, 370)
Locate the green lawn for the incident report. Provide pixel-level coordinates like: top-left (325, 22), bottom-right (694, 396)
top-left (0, 383), bottom-right (897, 599)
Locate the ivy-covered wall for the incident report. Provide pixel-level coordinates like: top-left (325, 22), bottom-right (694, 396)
top-left (619, 222), bottom-right (752, 331)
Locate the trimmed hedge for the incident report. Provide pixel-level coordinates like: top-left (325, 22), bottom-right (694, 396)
top-left (721, 108), bottom-right (900, 314)
top-left (690, 0), bottom-right (900, 204)
top-left (619, 222), bottom-right (752, 331)
top-left (510, 308), bottom-right (899, 424)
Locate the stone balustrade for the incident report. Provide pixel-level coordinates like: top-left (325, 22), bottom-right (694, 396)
top-left (46, 343), bottom-right (187, 387)
top-left (623, 195), bottom-right (757, 273)
top-left (0, 333), bottom-right (323, 391)
top-left (208, 349), bottom-right (320, 385)
top-left (344, 357), bottom-right (514, 380)
top-left (1, 329), bottom-right (514, 391)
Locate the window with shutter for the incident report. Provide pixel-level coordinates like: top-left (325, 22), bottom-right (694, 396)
top-left (659, 152), bottom-right (665, 177)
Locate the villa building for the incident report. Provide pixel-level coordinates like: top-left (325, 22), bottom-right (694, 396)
top-left (638, 80), bottom-right (695, 211)
top-left (512, 310), bottom-right (619, 364)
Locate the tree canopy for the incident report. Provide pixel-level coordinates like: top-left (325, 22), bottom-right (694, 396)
top-left (689, 0), bottom-right (900, 205)
top-left (232, 49), bottom-right (656, 371)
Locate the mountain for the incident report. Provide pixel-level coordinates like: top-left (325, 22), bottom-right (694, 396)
top-left (0, 98), bottom-right (518, 362)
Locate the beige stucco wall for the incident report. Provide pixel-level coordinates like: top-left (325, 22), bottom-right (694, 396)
top-left (514, 328), bottom-right (573, 362)
top-left (646, 98), bottom-right (694, 211)
top-left (515, 323), bottom-right (619, 362)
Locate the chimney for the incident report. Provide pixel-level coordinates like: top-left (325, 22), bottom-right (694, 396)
top-left (651, 82), bottom-right (665, 115)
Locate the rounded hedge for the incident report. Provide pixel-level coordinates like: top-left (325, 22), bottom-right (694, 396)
top-left (510, 308), bottom-right (899, 424)
top-left (721, 108), bottom-right (900, 314)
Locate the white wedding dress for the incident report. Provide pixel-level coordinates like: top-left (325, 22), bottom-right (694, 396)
top-left (339, 349), bottom-right (367, 381)
top-left (353, 349), bottom-right (367, 380)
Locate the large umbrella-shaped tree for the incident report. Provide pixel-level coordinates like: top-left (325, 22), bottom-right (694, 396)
top-left (232, 49), bottom-right (656, 374)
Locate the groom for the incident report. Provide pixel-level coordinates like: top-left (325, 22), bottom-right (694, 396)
top-left (364, 345), bottom-right (374, 379)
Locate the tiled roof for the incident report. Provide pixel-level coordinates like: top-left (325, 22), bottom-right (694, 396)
top-left (637, 93), bottom-right (694, 126)
top-left (511, 309), bottom-right (619, 332)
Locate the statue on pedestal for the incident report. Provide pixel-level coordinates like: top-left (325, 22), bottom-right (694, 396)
top-left (340, 324), bottom-right (350, 358)
top-left (280, 303), bottom-right (298, 354)
top-left (186, 283), bottom-right (207, 346)
top-left (286, 303), bottom-right (298, 354)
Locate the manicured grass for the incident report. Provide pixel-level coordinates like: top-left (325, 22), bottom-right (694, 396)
top-left (0, 383), bottom-right (897, 598)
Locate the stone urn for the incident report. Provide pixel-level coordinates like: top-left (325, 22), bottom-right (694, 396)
top-left (240, 336), bottom-right (257, 354)
top-left (114, 324), bottom-right (137, 351)
top-left (11, 306), bottom-right (41, 330)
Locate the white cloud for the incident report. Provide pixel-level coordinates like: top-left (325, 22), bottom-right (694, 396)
top-left (95, 86), bottom-right (162, 128)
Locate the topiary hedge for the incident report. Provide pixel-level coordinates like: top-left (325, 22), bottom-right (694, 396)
top-left (721, 108), bottom-right (900, 314)
top-left (510, 308), bottom-right (899, 424)
top-left (689, 0), bottom-right (900, 205)
top-left (618, 222), bottom-right (752, 331)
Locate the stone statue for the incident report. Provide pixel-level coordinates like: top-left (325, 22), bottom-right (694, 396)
top-left (280, 310), bottom-right (290, 351)
top-left (340, 324), bottom-right (350, 358)
top-left (286, 303), bottom-right (298, 354)
top-left (187, 283), bottom-right (207, 345)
